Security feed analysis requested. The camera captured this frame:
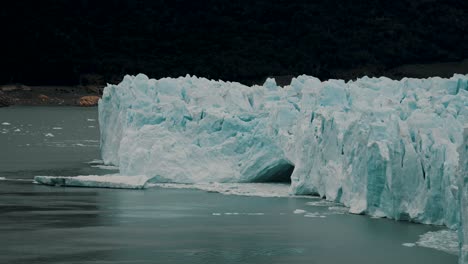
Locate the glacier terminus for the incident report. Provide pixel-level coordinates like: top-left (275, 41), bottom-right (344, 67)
top-left (35, 73), bottom-right (467, 262)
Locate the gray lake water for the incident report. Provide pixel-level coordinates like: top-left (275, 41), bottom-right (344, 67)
top-left (0, 107), bottom-right (457, 264)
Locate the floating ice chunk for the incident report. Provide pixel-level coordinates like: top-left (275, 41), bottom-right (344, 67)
top-left (304, 212), bottom-right (324, 218)
top-left (33, 175), bottom-right (150, 189)
top-left (87, 119), bottom-right (96, 122)
top-left (416, 230), bottom-right (458, 255)
top-left (306, 200), bottom-right (338, 207)
top-left (402, 243), bottom-right (416, 247)
top-left (52, 127), bottom-right (63, 130)
top-left (92, 165), bottom-right (119, 170)
top-left (87, 159), bottom-right (104, 165)
top-left (44, 133), bottom-right (54, 137)
top-left (293, 209), bottom-right (307, 214)
top-left (212, 213), bottom-right (221, 216)
top-left (2, 122), bottom-right (10, 125)
top-left (0, 177), bottom-right (5, 180)
top-left (14, 129), bottom-right (20, 132)
top-left (88, 126), bottom-right (95, 128)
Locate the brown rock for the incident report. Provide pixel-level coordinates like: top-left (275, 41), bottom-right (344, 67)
top-left (38, 94), bottom-right (50, 102)
top-left (78, 96), bottom-right (100, 107)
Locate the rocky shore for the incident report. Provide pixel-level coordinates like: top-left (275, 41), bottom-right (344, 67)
top-left (0, 84), bottom-right (103, 107)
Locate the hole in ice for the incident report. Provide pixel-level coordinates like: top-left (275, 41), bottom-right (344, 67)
top-left (252, 161), bottom-right (294, 183)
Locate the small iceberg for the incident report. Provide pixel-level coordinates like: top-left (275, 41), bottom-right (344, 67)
top-left (34, 175), bottom-right (150, 189)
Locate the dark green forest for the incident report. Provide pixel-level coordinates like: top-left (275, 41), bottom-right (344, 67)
top-left (1, 0), bottom-right (467, 85)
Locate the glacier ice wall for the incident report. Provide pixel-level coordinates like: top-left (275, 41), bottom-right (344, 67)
top-left (99, 73), bottom-right (468, 229)
top-left (459, 128), bottom-right (468, 263)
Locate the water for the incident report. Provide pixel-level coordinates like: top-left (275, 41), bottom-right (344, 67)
top-left (0, 107), bottom-right (457, 264)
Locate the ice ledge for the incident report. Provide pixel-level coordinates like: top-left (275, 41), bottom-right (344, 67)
top-left (34, 175), bottom-right (150, 189)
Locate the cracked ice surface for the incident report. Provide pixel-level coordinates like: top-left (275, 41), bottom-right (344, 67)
top-left (98, 73), bottom-right (467, 231)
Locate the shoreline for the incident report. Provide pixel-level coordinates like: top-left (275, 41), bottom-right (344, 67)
top-left (0, 85), bottom-right (103, 107)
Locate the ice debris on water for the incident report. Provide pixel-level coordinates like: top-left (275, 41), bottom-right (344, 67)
top-left (407, 230), bottom-right (459, 255)
top-left (2, 122), bottom-right (10, 125)
top-left (293, 209), bottom-right (307, 214)
top-left (44, 133), bottom-right (54, 137)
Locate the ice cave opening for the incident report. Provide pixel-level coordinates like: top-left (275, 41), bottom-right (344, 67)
top-left (252, 160), bottom-right (295, 183)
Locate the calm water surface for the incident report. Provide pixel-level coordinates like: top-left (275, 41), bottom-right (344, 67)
top-left (0, 107), bottom-right (457, 264)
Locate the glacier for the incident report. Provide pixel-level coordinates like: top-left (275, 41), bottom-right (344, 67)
top-left (35, 73), bottom-right (468, 260)
top-left (459, 128), bottom-right (468, 263)
top-left (98, 73), bottom-right (467, 227)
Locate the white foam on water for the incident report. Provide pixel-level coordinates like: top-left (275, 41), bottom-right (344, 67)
top-left (88, 126), bottom-right (95, 128)
top-left (52, 127), bottom-right (63, 130)
top-left (2, 122), bottom-right (10, 125)
top-left (44, 133), bottom-right (54, 137)
top-left (415, 230), bottom-right (458, 255)
top-left (217, 212), bottom-right (264, 216)
top-left (87, 119), bottom-right (96, 122)
top-left (0, 177), bottom-right (6, 180)
top-left (14, 129), bottom-right (20, 132)
top-left (149, 182), bottom-right (301, 198)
